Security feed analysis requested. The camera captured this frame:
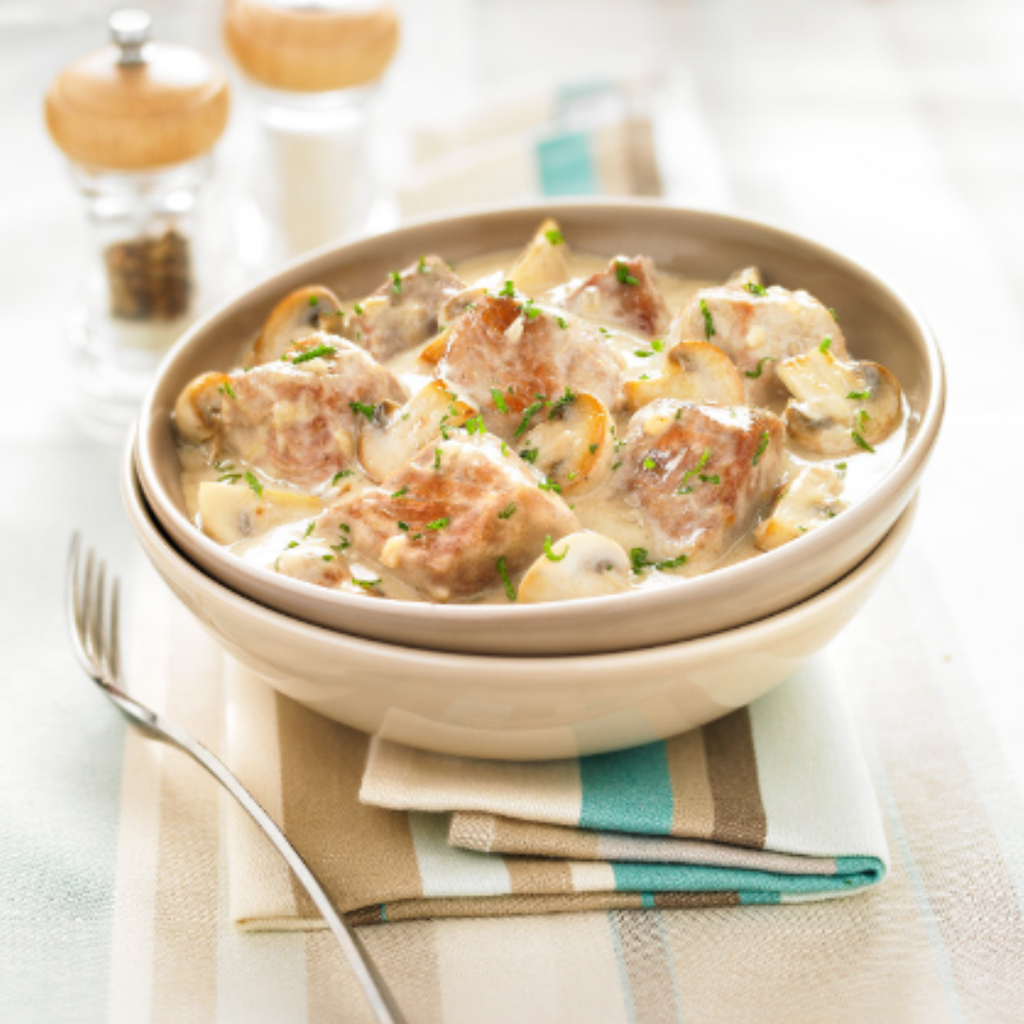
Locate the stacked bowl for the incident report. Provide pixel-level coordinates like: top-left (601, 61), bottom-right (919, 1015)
top-left (128, 201), bottom-right (945, 760)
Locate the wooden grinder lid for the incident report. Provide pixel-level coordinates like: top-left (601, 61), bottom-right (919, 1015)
top-left (45, 9), bottom-right (230, 171)
top-left (224, 0), bottom-right (400, 93)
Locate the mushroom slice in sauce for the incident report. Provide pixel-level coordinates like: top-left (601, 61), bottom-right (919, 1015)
top-left (672, 281), bottom-right (847, 406)
top-left (520, 390), bottom-right (615, 497)
top-left (506, 218), bottom-right (571, 295)
top-left (252, 285), bottom-right (345, 365)
top-left (320, 435), bottom-right (580, 603)
top-left (624, 341), bottom-right (745, 410)
top-left (197, 481), bottom-right (322, 545)
top-left (618, 400), bottom-right (785, 569)
top-left (341, 255), bottom-right (466, 362)
top-left (358, 379), bottom-right (477, 483)
top-left (562, 255), bottom-right (672, 336)
top-left (518, 531), bottom-right (631, 604)
top-left (174, 371), bottom-right (233, 444)
top-left (776, 347), bottom-right (902, 455)
top-left (437, 294), bottom-right (625, 437)
top-left (274, 542), bottom-right (353, 589)
top-left (754, 465), bottom-right (846, 552)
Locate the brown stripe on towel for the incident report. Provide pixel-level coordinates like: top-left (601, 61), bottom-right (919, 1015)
top-left (276, 696), bottom-right (423, 917)
top-left (665, 727), bottom-right (717, 841)
top-left (504, 856), bottom-right (576, 896)
top-left (703, 709), bottom-right (768, 848)
top-left (450, 812), bottom-right (603, 860)
top-left (610, 910), bottom-right (680, 1024)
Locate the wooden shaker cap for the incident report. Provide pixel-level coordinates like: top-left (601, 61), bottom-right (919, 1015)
top-left (224, 0), bottom-right (400, 93)
top-left (45, 9), bottom-right (230, 171)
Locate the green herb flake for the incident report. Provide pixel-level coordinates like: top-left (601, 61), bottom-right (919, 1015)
top-left (390, 271), bottom-right (402, 294)
top-left (744, 281), bottom-right (768, 297)
top-left (308, 294), bottom-right (319, 306)
top-left (418, 255), bottom-right (431, 274)
top-left (353, 303), bottom-right (364, 316)
top-left (501, 442), bottom-right (510, 457)
top-left (496, 555), bottom-right (516, 602)
top-left (655, 553), bottom-right (688, 571)
top-left (352, 578), bottom-right (381, 590)
top-left (643, 456), bottom-right (658, 472)
top-left (630, 547), bottom-right (651, 573)
top-left (303, 521), bottom-right (316, 538)
top-left (519, 448), bottom-right (539, 464)
top-left (538, 479), bottom-right (562, 494)
top-left (652, 338), bottom-right (665, 352)
top-left (829, 307), bottom-right (840, 322)
top-left (287, 541), bottom-right (299, 549)
top-left (745, 356), bottom-right (776, 379)
top-left (700, 298), bottom-right (716, 339)
top-left (349, 400), bottom-right (376, 421)
top-left (544, 535), bottom-right (568, 562)
top-left (544, 228), bottom-right (564, 245)
top-left (322, 554), bottom-right (334, 562)
top-left (752, 431), bottom-right (771, 466)
top-left (677, 448), bottom-right (711, 492)
top-left (217, 473), bottom-right (242, 484)
top-left (465, 414), bottom-right (487, 436)
top-left (589, 443), bottom-right (599, 454)
top-left (244, 471), bottom-right (263, 499)
top-left (331, 469), bottom-right (354, 485)
top-left (391, 486), bottom-right (408, 498)
top-left (434, 448), bottom-right (442, 470)
top-left (290, 342), bottom-right (337, 364)
top-left (498, 502), bottom-right (517, 520)
top-left (426, 517), bottom-right (450, 531)
top-left (835, 462), bottom-right (848, 479)
top-left (499, 280), bottom-right (515, 298)
top-left (514, 398), bottom-right (546, 438)
top-left (847, 389), bottom-right (873, 401)
top-left (397, 521), bottom-right (410, 531)
top-left (851, 431), bottom-right (876, 453)
top-left (634, 349), bottom-right (654, 358)
top-left (548, 387), bottom-right (577, 419)
top-left (522, 299), bottom-right (542, 320)
top-left (218, 381), bottom-right (237, 399)
top-left (615, 261), bottom-right (639, 286)
top-left (819, 336), bottom-right (833, 353)
top-left (490, 387), bottom-right (509, 414)
top-left (556, 316), bottom-right (569, 329)
top-left (699, 473), bottom-right (720, 485)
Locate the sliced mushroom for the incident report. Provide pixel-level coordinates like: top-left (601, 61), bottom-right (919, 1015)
top-left (725, 266), bottom-right (763, 289)
top-left (438, 285), bottom-right (488, 328)
top-left (174, 371), bottom-right (232, 443)
top-left (417, 323), bottom-right (454, 366)
top-left (252, 285), bottom-right (345, 364)
top-left (777, 347), bottom-right (903, 455)
top-left (506, 218), bottom-right (570, 295)
top-left (754, 465), bottom-right (846, 551)
top-left (198, 481), bottom-right (322, 545)
top-left (518, 531), bottom-right (631, 603)
top-left (520, 391), bottom-right (615, 497)
top-left (274, 542), bottom-right (351, 588)
top-left (624, 341), bottom-right (745, 410)
top-left (357, 379), bottom-right (476, 483)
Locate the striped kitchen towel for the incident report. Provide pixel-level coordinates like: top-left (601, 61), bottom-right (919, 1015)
top-left (226, 659), bottom-right (888, 928)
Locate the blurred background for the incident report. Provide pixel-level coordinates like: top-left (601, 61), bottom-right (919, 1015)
top-left (3, 0), bottom-right (1019, 678)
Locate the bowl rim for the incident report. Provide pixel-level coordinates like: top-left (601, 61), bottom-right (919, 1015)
top-left (125, 425), bottom-right (917, 673)
top-left (135, 197), bottom-right (944, 628)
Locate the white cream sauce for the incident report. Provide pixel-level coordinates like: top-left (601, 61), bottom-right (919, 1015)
top-left (179, 249), bottom-right (908, 604)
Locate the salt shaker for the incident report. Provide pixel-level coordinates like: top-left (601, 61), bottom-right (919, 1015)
top-left (45, 9), bottom-right (230, 435)
top-left (223, 0), bottom-right (399, 262)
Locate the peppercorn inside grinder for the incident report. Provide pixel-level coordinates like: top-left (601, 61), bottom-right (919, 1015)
top-left (45, 9), bottom-right (230, 436)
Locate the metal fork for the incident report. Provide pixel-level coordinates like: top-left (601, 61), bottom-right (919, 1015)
top-left (65, 534), bottom-right (407, 1024)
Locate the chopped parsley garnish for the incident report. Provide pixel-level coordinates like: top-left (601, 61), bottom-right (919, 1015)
top-left (634, 349), bottom-right (655, 358)
top-left (852, 431), bottom-right (875, 453)
top-left (304, 521), bottom-right (315, 538)
top-left (538, 479), bottom-right (562, 494)
top-left (643, 456), bottom-right (658, 472)
top-left (655, 554), bottom-right (688, 571)
top-left (745, 356), bottom-right (775, 379)
top-left (544, 535), bottom-right (568, 562)
top-left (496, 556), bottom-right (516, 601)
top-left (217, 473), bottom-right (242, 484)
top-left (349, 400), bottom-right (376, 421)
top-left (652, 339), bottom-right (665, 352)
top-left (465, 414), bottom-right (487, 435)
top-left (699, 474), bottom-right (720, 485)
top-left (500, 442), bottom-right (510, 457)
top-left (856, 409), bottom-right (871, 432)
top-left (397, 521), bottom-right (410, 531)
top-left (498, 502), bottom-right (517, 520)
top-left (340, 523), bottom-right (350, 532)
top-left (521, 299), bottom-right (542, 320)
top-left (214, 460), bottom-right (233, 471)
top-left (847, 388), bottom-right (873, 401)
top-left (499, 280), bottom-right (515, 298)
top-left (244, 471), bottom-right (262, 499)
top-left (519, 448), bottom-right (539, 464)
top-left (434, 448), bottom-right (442, 470)
top-left (544, 228), bottom-right (564, 245)
top-left (218, 381), bottom-right (237, 399)
top-left (351, 578), bottom-right (380, 590)
top-left (677, 448), bottom-right (711, 492)
top-left (353, 303), bottom-right (364, 315)
top-left (390, 271), bottom-right (402, 294)
top-left (744, 281), bottom-right (768, 296)
top-left (490, 387), bottom-right (509, 413)
top-left (391, 486), bottom-right (408, 498)
top-left (752, 431), bottom-right (771, 466)
top-left (514, 398), bottom-right (546, 437)
top-left (819, 336), bottom-right (833, 353)
top-left (287, 541), bottom-right (299, 549)
top-left (290, 342), bottom-right (337, 364)
top-left (615, 261), bottom-right (639, 286)
top-left (835, 462), bottom-right (848, 479)
top-left (332, 537), bottom-right (350, 552)
top-left (548, 387), bottom-right (577, 419)
top-left (418, 255), bottom-right (431, 274)
top-left (322, 554), bottom-right (334, 562)
top-left (589, 443), bottom-right (599, 454)
top-left (556, 316), bottom-right (569, 329)
top-left (630, 547), bottom-right (651, 573)
top-left (426, 518), bottom-right (450, 530)
top-left (829, 307), bottom-right (840, 322)
top-left (332, 469), bottom-right (354, 485)
top-left (308, 294), bottom-right (319, 306)
top-left (700, 299), bottom-right (716, 339)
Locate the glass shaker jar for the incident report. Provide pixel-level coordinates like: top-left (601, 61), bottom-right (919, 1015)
top-left (45, 9), bottom-right (230, 437)
top-left (223, 0), bottom-right (399, 263)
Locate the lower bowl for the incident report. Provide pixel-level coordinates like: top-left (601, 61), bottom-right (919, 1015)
top-left (123, 439), bottom-right (915, 761)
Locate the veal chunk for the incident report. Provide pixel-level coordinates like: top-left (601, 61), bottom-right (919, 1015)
top-left (322, 436), bottom-right (580, 602)
top-left (618, 400), bottom-right (784, 568)
top-left (175, 334), bottom-right (405, 487)
top-left (672, 284), bottom-right (847, 406)
top-left (562, 255), bottom-right (671, 336)
top-left (344, 255), bottom-right (465, 361)
top-left (437, 295), bottom-right (625, 437)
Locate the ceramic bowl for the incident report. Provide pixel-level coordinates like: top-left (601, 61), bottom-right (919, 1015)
top-left (125, 434), bottom-right (916, 761)
top-left (136, 200), bottom-right (943, 656)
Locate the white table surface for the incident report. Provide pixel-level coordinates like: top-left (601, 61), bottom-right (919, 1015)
top-left (1, 0), bottom-right (1021, 1019)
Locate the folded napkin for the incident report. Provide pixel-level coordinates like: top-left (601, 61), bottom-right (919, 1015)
top-left (226, 657), bottom-right (888, 929)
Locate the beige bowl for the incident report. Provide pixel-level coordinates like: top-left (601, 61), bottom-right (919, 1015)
top-left (136, 200), bottom-right (944, 656)
top-left (125, 433), bottom-right (916, 761)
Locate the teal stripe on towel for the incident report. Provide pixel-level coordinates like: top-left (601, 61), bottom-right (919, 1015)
top-left (579, 742), bottom-right (674, 835)
top-left (536, 132), bottom-right (597, 196)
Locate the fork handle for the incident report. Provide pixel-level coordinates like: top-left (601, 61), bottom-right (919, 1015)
top-left (113, 691), bottom-right (407, 1024)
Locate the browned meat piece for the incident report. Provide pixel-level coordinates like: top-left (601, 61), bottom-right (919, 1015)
top-left (343, 255), bottom-right (465, 361)
top-left (617, 399), bottom-right (785, 568)
top-left (174, 334), bottom-right (405, 487)
top-left (672, 282), bottom-right (847, 406)
top-left (320, 436), bottom-right (581, 602)
top-left (436, 294), bottom-right (625, 437)
top-left (562, 256), bottom-right (671, 336)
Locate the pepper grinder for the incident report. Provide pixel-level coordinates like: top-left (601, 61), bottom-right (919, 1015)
top-left (45, 9), bottom-right (230, 436)
top-left (223, 0), bottom-right (399, 263)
